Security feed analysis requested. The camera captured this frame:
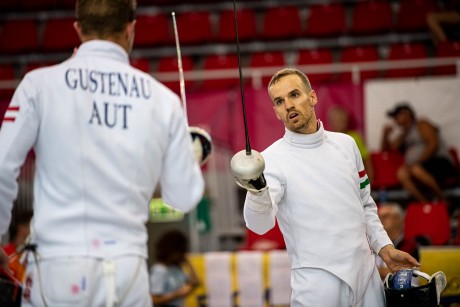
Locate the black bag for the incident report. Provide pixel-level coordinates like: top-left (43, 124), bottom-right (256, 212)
top-left (383, 270), bottom-right (447, 307)
top-left (0, 267), bottom-right (22, 307)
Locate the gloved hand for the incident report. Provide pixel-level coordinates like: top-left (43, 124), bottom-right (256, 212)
top-left (230, 149), bottom-right (268, 194)
top-left (190, 126), bottom-right (212, 166)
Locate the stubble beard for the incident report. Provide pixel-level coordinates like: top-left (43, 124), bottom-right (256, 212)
top-left (287, 110), bottom-right (313, 133)
top-left (289, 118), bottom-right (306, 133)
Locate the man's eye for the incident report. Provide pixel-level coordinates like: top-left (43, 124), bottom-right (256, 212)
top-left (275, 100), bottom-right (283, 106)
top-left (291, 92), bottom-right (299, 98)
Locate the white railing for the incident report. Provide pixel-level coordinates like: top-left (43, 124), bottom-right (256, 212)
top-left (150, 57), bottom-right (460, 88)
top-left (0, 57), bottom-right (459, 92)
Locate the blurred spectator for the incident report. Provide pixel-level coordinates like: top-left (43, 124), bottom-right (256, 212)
top-left (381, 103), bottom-right (457, 202)
top-left (427, 1), bottom-right (460, 44)
top-left (376, 203), bottom-right (420, 280)
top-left (149, 230), bottom-right (200, 307)
top-left (327, 105), bottom-right (374, 183)
top-left (2, 210), bottom-right (32, 281)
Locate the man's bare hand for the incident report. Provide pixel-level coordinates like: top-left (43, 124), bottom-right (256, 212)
top-left (379, 244), bottom-right (421, 272)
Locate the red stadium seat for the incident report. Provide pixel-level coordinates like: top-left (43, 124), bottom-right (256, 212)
top-left (385, 43), bottom-right (428, 78)
top-left (433, 41), bottom-right (460, 75)
top-left (0, 65), bottom-right (16, 101)
top-left (404, 202), bottom-right (451, 245)
top-left (59, 0), bottom-right (77, 9)
top-left (370, 151), bottom-right (404, 190)
top-left (350, 1), bottom-right (393, 35)
top-left (261, 6), bottom-right (302, 40)
top-left (200, 54), bottom-right (240, 90)
top-left (396, 0), bottom-right (440, 32)
top-left (19, 0), bottom-right (57, 10)
top-left (338, 46), bottom-right (380, 82)
top-left (216, 8), bottom-right (258, 43)
top-left (0, 19), bottom-right (40, 54)
top-left (134, 14), bottom-right (171, 48)
top-left (296, 48), bottom-right (334, 85)
top-left (249, 51), bottom-right (286, 86)
top-left (0, 1), bottom-right (17, 11)
top-left (42, 17), bottom-right (80, 52)
top-left (130, 58), bottom-right (151, 73)
top-left (174, 11), bottom-right (212, 45)
top-left (305, 3), bottom-right (346, 37)
top-left (156, 55), bottom-right (194, 94)
top-left (243, 220), bottom-right (286, 251)
top-left (249, 51), bottom-right (286, 68)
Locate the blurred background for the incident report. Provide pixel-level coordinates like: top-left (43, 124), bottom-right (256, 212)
top-left (1, 0), bottom-right (460, 306)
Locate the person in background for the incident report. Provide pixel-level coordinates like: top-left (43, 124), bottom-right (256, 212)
top-left (149, 230), bottom-right (200, 307)
top-left (376, 203), bottom-right (421, 280)
top-left (381, 103), bottom-right (457, 203)
top-left (2, 210), bottom-right (32, 281)
top-left (0, 0), bottom-right (205, 306)
top-left (327, 105), bottom-right (374, 183)
top-left (231, 68), bottom-right (420, 307)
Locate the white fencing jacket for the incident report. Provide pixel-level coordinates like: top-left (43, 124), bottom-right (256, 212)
top-left (244, 123), bottom-right (392, 302)
top-left (0, 40), bottom-right (204, 259)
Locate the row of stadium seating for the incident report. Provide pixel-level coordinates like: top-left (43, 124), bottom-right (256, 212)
top-left (2, 41), bottom-right (458, 99)
top-left (0, 0), bottom-right (450, 53)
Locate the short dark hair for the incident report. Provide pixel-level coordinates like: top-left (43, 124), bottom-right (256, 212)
top-left (268, 67), bottom-right (312, 93)
top-left (155, 230), bottom-right (188, 265)
top-left (76, 0), bottom-right (136, 37)
top-left (387, 102), bottom-right (415, 119)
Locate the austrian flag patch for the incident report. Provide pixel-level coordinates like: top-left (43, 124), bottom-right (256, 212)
top-left (3, 106), bottom-right (19, 122)
top-left (359, 169), bottom-right (370, 189)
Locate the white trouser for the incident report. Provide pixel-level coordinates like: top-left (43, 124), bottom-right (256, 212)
top-left (21, 255), bottom-right (151, 307)
top-left (290, 266), bottom-right (386, 307)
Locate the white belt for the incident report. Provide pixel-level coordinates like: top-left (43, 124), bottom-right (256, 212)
top-left (103, 259), bottom-right (119, 307)
top-left (102, 257), bottom-right (142, 307)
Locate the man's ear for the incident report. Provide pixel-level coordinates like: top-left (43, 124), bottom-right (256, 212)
top-left (125, 20), bottom-right (136, 41)
top-left (73, 21), bottom-right (83, 41)
top-left (309, 90), bottom-right (318, 107)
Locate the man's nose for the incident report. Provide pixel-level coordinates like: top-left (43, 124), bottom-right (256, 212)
top-left (285, 98), bottom-right (294, 109)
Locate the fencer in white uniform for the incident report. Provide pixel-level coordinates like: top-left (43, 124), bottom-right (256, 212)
top-left (231, 68), bottom-right (420, 307)
top-left (0, 1), bottom-right (205, 306)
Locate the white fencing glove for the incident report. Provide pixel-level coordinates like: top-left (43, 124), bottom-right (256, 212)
top-left (230, 149), bottom-right (268, 194)
top-left (190, 126), bottom-right (212, 166)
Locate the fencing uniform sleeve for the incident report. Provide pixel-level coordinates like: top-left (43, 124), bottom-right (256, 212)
top-left (354, 143), bottom-right (393, 253)
top-left (0, 76), bottom-right (39, 235)
top-left (159, 97), bottom-right (204, 213)
top-left (243, 160), bottom-right (284, 235)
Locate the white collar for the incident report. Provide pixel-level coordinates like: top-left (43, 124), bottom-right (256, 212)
top-left (283, 120), bottom-right (325, 149)
top-left (76, 40), bottom-right (129, 64)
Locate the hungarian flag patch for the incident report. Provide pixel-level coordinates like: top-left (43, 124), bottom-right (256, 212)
top-left (359, 169), bottom-right (370, 189)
